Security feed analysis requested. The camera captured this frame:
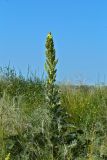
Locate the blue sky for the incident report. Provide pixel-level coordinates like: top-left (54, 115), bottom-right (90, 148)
top-left (0, 0), bottom-right (107, 84)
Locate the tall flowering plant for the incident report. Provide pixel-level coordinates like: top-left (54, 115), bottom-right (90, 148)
top-left (45, 32), bottom-right (60, 109)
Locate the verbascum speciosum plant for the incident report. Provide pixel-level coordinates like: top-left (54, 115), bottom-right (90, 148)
top-left (44, 33), bottom-right (84, 159)
top-left (45, 32), bottom-right (60, 109)
top-left (45, 32), bottom-right (62, 157)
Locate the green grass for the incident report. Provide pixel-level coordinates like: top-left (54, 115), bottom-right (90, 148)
top-left (0, 67), bottom-right (107, 159)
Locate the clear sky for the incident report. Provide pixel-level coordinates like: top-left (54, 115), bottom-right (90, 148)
top-left (0, 0), bottom-right (107, 84)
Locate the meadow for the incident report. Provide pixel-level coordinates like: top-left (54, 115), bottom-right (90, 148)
top-left (1, 67), bottom-right (107, 160)
top-left (1, 33), bottom-right (107, 160)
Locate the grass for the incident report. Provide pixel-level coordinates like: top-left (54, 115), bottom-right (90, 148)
top-left (0, 66), bottom-right (107, 159)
